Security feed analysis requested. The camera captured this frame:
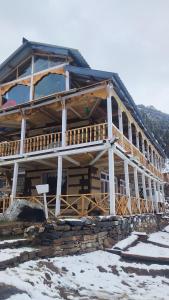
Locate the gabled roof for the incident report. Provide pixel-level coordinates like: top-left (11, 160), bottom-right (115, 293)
top-left (65, 65), bottom-right (166, 157)
top-left (0, 39), bottom-right (90, 82)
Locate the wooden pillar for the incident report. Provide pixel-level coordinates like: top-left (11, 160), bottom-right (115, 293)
top-left (10, 162), bottom-right (19, 204)
top-left (161, 184), bottom-right (165, 202)
top-left (124, 160), bottom-right (131, 214)
top-left (65, 70), bottom-right (70, 91)
top-left (55, 156), bottom-right (63, 216)
top-left (108, 147), bottom-right (115, 215)
top-left (136, 132), bottom-right (139, 149)
top-left (62, 101), bottom-right (67, 147)
top-left (142, 173), bottom-right (148, 211)
top-left (148, 177), bottom-right (154, 213)
top-left (20, 118), bottom-right (26, 154)
top-left (118, 106), bottom-right (123, 133)
top-left (29, 55), bottom-right (34, 101)
top-left (153, 180), bottom-right (159, 213)
top-left (107, 85), bottom-right (113, 139)
top-left (134, 167), bottom-right (140, 212)
top-left (128, 122), bottom-right (132, 143)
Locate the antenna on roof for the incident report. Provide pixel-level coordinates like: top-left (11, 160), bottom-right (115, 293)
top-left (22, 37), bottom-right (28, 44)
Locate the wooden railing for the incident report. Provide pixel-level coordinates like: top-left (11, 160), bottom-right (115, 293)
top-left (66, 123), bottom-right (107, 145)
top-left (0, 197), bottom-right (10, 213)
top-left (0, 140), bottom-right (20, 156)
top-left (0, 122), bottom-right (163, 180)
top-left (24, 132), bottom-right (62, 153)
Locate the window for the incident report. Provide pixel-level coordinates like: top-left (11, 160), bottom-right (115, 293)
top-left (101, 172), bottom-right (109, 194)
top-left (34, 73), bottom-right (65, 99)
top-left (34, 55), bottom-right (65, 73)
top-left (18, 58), bottom-right (32, 78)
top-left (3, 84), bottom-right (30, 107)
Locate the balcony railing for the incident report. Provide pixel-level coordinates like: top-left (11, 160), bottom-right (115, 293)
top-left (0, 122), bottom-right (163, 179)
top-left (11, 193), bottom-right (162, 217)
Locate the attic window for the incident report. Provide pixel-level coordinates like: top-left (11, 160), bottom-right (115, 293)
top-left (34, 55), bottom-right (65, 73)
top-left (18, 58), bottom-right (32, 78)
top-left (34, 73), bottom-right (65, 99)
top-left (2, 84), bottom-right (30, 107)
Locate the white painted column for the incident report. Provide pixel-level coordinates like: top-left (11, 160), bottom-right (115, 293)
top-left (107, 85), bottom-right (113, 139)
top-left (148, 177), bottom-right (154, 213)
top-left (62, 101), bottom-right (67, 147)
top-left (118, 106), bottom-right (123, 133)
top-left (65, 70), bottom-right (70, 91)
top-left (128, 122), bottom-right (132, 143)
top-left (55, 156), bottom-right (63, 216)
top-left (108, 147), bottom-right (115, 215)
top-left (10, 162), bottom-right (19, 204)
top-left (124, 160), bottom-right (131, 214)
top-left (142, 140), bottom-right (145, 155)
top-left (153, 180), bottom-right (159, 213)
top-left (157, 181), bottom-right (161, 202)
top-left (29, 55), bottom-right (34, 101)
top-left (142, 173), bottom-right (148, 211)
top-left (161, 184), bottom-right (165, 203)
top-left (136, 132), bottom-right (139, 149)
top-left (134, 167), bottom-right (140, 212)
top-left (20, 118), bottom-right (26, 154)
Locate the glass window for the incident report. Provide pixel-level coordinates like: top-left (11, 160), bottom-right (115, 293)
top-left (48, 56), bottom-right (65, 68)
top-left (34, 55), bottom-right (49, 73)
top-left (18, 58), bottom-right (32, 78)
top-left (34, 73), bottom-right (65, 99)
top-left (3, 84), bottom-right (30, 107)
top-left (2, 70), bottom-right (17, 84)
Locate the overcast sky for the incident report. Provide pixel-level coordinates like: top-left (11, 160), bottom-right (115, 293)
top-left (0, 0), bottom-right (168, 112)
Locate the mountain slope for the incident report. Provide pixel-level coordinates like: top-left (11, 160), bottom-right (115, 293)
top-left (137, 105), bottom-right (169, 157)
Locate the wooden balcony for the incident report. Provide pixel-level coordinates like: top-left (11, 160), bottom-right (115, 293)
top-left (0, 122), bottom-right (163, 179)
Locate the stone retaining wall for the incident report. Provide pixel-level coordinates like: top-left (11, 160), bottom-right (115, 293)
top-left (31, 214), bottom-right (169, 257)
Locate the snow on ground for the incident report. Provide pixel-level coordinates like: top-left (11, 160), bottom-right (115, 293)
top-left (126, 242), bottom-right (169, 258)
top-left (0, 239), bottom-right (26, 245)
top-left (0, 247), bottom-right (36, 262)
top-left (112, 233), bottom-right (138, 250)
top-left (164, 225), bottom-right (169, 233)
top-left (0, 250), bottom-right (169, 300)
top-left (148, 231), bottom-right (169, 247)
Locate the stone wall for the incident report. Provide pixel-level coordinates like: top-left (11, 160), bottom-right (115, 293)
top-left (31, 213), bottom-right (169, 257)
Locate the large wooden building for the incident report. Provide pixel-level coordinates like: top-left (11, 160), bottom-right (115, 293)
top-left (0, 39), bottom-right (167, 217)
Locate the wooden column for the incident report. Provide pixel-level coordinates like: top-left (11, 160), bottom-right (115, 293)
top-left (153, 180), bottom-right (159, 213)
top-left (10, 162), bottom-right (19, 203)
top-left (118, 106), bottom-right (123, 133)
top-left (124, 160), bottom-right (131, 214)
top-left (55, 156), bottom-right (63, 216)
top-left (134, 167), bottom-right (140, 212)
top-left (107, 85), bottom-right (113, 139)
top-left (20, 118), bottom-right (26, 154)
top-left (148, 177), bottom-right (154, 213)
top-left (108, 147), bottom-right (115, 215)
top-left (142, 173), bottom-right (148, 211)
top-left (136, 132), bottom-right (139, 149)
top-left (128, 122), bottom-right (132, 143)
top-left (62, 101), bottom-right (67, 147)
top-left (161, 184), bottom-right (165, 203)
top-left (29, 55), bottom-right (34, 101)
top-left (65, 70), bottom-right (70, 91)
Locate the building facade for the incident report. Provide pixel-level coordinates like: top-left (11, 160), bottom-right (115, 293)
top-left (0, 39), bottom-right (167, 217)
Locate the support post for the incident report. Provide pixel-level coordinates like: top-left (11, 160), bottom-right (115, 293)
top-left (65, 70), bottom-right (70, 91)
top-left (29, 55), bottom-right (34, 101)
top-left (55, 156), bottom-right (63, 216)
top-left (128, 122), bottom-right (132, 143)
top-left (124, 160), bottom-right (131, 214)
top-left (142, 173), bottom-right (148, 211)
top-left (107, 85), bottom-right (113, 139)
top-left (118, 106), bottom-right (123, 133)
top-left (152, 180), bottom-right (158, 213)
top-left (10, 162), bottom-right (19, 204)
top-left (148, 177), bottom-right (154, 213)
top-left (136, 132), bottom-right (139, 149)
top-left (134, 167), bottom-right (140, 212)
top-left (108, 147), bottom-right (115, 215)
top-left (62, 101), bottom-right (67, 147)
top-left (20, 118), bottom-right (26, 154)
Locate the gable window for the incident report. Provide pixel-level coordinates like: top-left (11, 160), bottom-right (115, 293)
top-left (2, 57), bottom-right (32, 84)
top-left (2, 84), bottom-right (30, 107)
top-left (34, 55), bottom-right (66, 73)
top-left (34, 73), bottom-right (65, 99)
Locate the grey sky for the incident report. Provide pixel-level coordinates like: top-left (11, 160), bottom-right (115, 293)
top-left (0, 0), bottom-right (168, 112)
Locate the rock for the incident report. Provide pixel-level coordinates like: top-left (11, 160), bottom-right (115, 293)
top-left (3, 199), bottom-right (45, 222)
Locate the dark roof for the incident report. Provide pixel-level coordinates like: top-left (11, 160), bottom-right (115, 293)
top-left (0, 39), bottom-right (90, 82)
top-left (65, 65), bottom-right (166, 157)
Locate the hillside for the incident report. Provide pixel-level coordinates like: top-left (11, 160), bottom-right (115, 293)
top-left (137, 105), bottom-right (169, 157)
